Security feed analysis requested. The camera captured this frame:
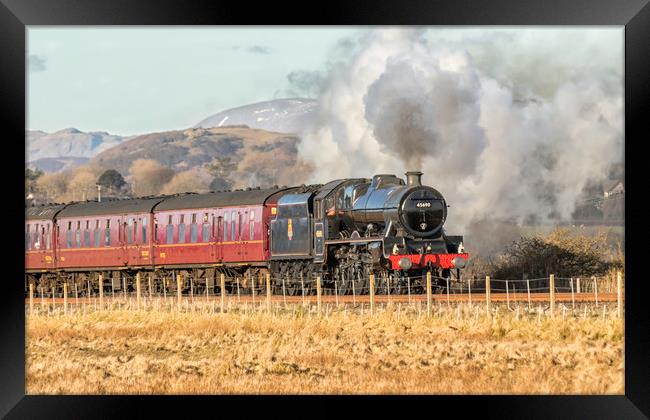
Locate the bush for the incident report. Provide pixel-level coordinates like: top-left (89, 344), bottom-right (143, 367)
top-left (481, 228), bottom-right (618, 279)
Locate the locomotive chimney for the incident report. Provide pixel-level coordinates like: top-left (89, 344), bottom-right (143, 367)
top-left (405, 171), bottom-right (423, 187)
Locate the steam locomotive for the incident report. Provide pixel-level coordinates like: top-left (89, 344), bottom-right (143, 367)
top-left (25, 171), bottom-right (468, 296)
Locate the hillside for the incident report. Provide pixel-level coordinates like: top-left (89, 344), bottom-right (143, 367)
top-left (90, 126), bottom-right (313, 189)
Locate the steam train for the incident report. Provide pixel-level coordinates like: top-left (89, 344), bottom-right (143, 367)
top-left (25, 171), bottom-right (468, 296)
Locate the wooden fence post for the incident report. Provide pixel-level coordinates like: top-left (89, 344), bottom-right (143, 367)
top-left (300, 272), bottom-right (305, 307)
top-left (617, 271), bottom-right (622, 318)
top-left (526, 279), bottom-right (531, 311)
top-left (99, 274), bottom-right (103, 311)
top-left (236, 276), bottom-right (241, 303)
top-left (176, 274), bottom-right (182, 309)
top-left (221, 273), bottom-right (226, 313)
top-left (63, 282), bottom-right (68, 315)
top-left (577, 277), bottom-right (581, 294)
top-left (593, 276), bottom-right (598, 306)
top-left (369, 274), bottom-right (376, 315)
top-left (136, 272), bottom-right (141, 310)
top-left (29, 283), bottom-right (34, 315)
top-left (251, 273), bottom-right (256, 305)
top-left (549, 274), bottom-right (555, 317)
top-left (485, 276), bottom-right (491, 316)
top-left (407, 276), bottom-right (412, 305)
top-left (282, 274), bottom-right (287, 306)
top-left (426, 271), bottom-right (432, 316)
top-left (334, 280), bottom-right (338, 306)
top-left (570, 277), bottom-right (575, 310)
top-left (149, 274), bottom-right (153, 300)
top-left (467, 277), bottom-right (472, 306)
top-left (446, 275), bottom-right (450, 308)
top-left (316, 276), bottom-right (322, 316)
top-left (266, 272), bottom-right (271, 313)
top-left (505, 280), bottom-right (510, 311)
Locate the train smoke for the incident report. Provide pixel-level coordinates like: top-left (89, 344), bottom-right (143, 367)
top-left (297, 28), bottom-right (623, 231)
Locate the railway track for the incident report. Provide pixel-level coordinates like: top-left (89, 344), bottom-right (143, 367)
top-left (27, 292), bottom-right (619, 305)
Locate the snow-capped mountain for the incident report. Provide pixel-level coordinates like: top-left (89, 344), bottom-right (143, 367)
top-left (194, 98), bottom-right (318, 134)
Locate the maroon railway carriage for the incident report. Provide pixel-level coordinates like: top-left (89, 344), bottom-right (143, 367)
top-left (150, 188), bottom-right (291, 268)
top-left (25, 205), bottom-right (64, 272)
top-left (54, 197), bottom-right (165, 271)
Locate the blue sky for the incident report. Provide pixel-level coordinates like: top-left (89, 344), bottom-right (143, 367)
top-left (27, 27), bottom-right (622, 136)
top-left (27, 27), bottom-right (363, 135)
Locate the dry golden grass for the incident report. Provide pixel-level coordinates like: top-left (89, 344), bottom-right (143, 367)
top-left (26, 303), bottom-right (624, 394)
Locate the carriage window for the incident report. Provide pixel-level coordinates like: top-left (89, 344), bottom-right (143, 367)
top-left (33, 224), bottom-right (40, 249)
top-left (142, 217), bottom-right (148, 243)
top-left (202, 222), bottom-right (210, 242)
top-left (166, 224), bottom-right (174, 244)
top-left (166, 215), bottom-right (173, 244)
top-left (178, 215), bottom-right (186, 244)
top-left (105, 219), bottom-right (111, 246)
top-left (202, 213), bottom-right (209, 242)
top-left (231, 211), bottom-right (236, 241)
top-left (223, 212), bottom-right (229, 241)
top-left (75, 229), bottom-right (81, 248)
top-left (249, 211), bottom-right (255, 240)
top-left (94, 227), bottom-right (100, 247)
top-left (127, 217), bottom-right (134, 244)
top-left (84, 222), bottom-right (90, 247)
top-left (190, 223), bottom-right (198, 243)
top-left (46, 224), bottom-right (51, 250)
top-left (25, 225), bottom-right (30, 250)
top-left (67, 230), bottom-right (73, 248)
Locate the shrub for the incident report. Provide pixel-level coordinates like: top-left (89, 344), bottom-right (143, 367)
top-left (486, 228), bottom-right (615, 279)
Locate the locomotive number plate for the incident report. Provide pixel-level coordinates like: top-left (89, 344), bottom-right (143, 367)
top-left (416, 202), bottom-right (431, 208)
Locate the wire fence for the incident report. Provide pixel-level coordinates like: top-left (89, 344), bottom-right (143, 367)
top-left (26, 270), bottom-right (624, 319)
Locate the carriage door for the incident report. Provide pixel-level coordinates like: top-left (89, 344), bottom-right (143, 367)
top-left (213, 212), bottom-right (222, 262)
top-left (118, 215), bottom-right (129, 265)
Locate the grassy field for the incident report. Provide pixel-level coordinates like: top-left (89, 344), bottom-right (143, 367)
top-left (26, 303), bottom-right (624, 394)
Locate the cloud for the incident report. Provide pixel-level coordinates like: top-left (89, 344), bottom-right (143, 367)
top-left (28, 54), bottom-right (47, 72)
top-left (232, 45), bottom-right (271, 55)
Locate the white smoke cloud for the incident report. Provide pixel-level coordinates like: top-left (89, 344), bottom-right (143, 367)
top-left (297, 28), bottom-right (623, 231)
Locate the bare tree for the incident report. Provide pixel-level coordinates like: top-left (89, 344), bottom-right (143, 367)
top-left (129, 159), bottom-right (175, 197)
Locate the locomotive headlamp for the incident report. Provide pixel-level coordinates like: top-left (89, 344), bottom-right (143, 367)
top-left (398, 257), bottom-right (413, 270)
top-left (452, 256), bottom-right (467, 269)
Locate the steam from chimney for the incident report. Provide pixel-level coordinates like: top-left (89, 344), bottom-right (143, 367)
top-left (297, 28), bottom-right (623, 231)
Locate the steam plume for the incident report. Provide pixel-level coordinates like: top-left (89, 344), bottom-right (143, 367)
top-left (297, 28), bottom-right (623, 231)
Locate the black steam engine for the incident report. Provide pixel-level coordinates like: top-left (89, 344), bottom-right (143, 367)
top-left (269, 171), bottom-right (468, 294)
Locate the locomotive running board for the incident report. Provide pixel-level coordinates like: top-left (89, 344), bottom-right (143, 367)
top-left (324, 236), bottom-right (383, 245)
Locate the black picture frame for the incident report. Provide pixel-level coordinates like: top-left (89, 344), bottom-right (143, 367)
top-left (2, 0), bottom-right (648, 417)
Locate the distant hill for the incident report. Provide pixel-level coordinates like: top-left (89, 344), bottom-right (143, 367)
top-left (27, 128), bottom-right (125, 171)
top-left (28, 157), bottom-right (90, 173)
top-left (194, 98), bottom-right (317, 134)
